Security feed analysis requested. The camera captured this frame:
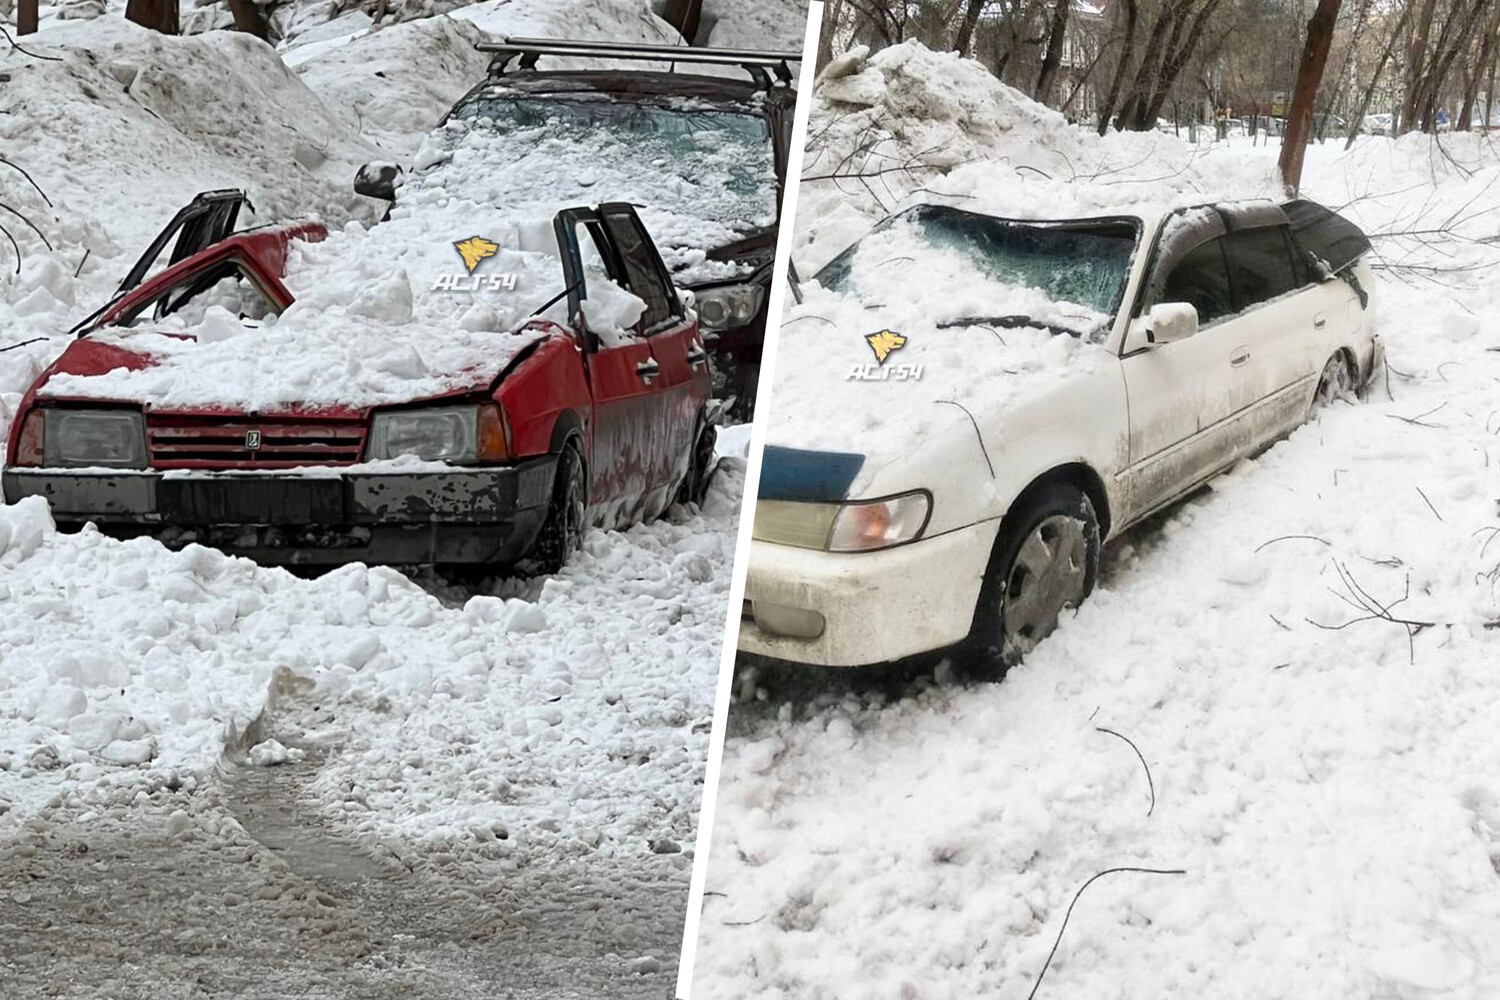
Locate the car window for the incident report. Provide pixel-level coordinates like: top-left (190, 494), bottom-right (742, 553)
top-left (1223, 227), bottom-right (1301, 310)
top-left (600, 213), bottom-right (679, 334)
top-left (118, 260), bottom-right (280, 328)
top-left (1161, 237), bottom-right (1234, 326)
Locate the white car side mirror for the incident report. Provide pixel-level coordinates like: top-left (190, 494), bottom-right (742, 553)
top-left (1125, 302), bottom-right (1200, 353)
top-left (1147, 302), bottom-right (1199, 344)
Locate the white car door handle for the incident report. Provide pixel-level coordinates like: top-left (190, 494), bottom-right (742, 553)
top-left (1230, 348), bottom-right (1250, 368)
top-left (1314, 314), bottom-right (1328, 329)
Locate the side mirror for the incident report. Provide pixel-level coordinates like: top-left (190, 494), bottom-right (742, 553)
top-left (354, 162), bottom-right (403, 202)
top-left (1125, 302), bottom-right (1199, 352)
top-left (1147, 302), bottom-right (1199, 344)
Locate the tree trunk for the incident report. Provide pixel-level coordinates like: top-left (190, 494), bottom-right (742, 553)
top-left (953, 0), bottom-right (986, 58)
top-left (1280, 0), bottom-right (1343, 194)
top-left (125, 0), bottom-right (178, 33)
top-left (1345, 2), bottom-right (1411, 149)
top-left (1402, 0), bottom-right (1439, 131)
top-left (228, 0), bottom-right (271, 39)
top-left (1097, 0), bottom-right (1139, 134)
top-left (816, 0), bottom-right (843, 70)
top-left (1118, 3), bottom-right (1177, 129)
top-left (1142, 0), bottom-right (1224, 127)
top-left (18, 0), bottom-right (39, 35)
top-left (1034, 0), bottom-right (1072, 105)
top-left (662, 0), bottom-right (704, 44)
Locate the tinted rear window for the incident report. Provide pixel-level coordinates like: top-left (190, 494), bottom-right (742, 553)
top-left (1282, 199), bottom-right (1371, 273)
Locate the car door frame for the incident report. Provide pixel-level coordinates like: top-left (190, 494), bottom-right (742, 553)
top-left (1117, 213), bottom-right (1263, 519)
top-left (554, 204), bottom-right (682, 526)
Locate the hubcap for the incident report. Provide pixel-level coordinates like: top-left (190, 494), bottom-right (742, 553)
top-left (1002, 514), bottom-right (1088, 653)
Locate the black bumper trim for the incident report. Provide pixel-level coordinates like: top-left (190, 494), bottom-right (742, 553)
top-left (2, 458), bottom-right (559, 566)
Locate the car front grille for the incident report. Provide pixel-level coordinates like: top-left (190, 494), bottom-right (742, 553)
top-left (147, 417), bottom-right (367, 470)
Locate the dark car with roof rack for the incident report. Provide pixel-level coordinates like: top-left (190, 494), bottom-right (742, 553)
top-left (355, 36), bottom-right (801, 420)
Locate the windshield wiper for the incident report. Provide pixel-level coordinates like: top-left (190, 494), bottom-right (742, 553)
top-left (936, 314), bottom-right (1083, 338)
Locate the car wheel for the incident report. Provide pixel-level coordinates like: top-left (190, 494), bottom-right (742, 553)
top-left (967, 482), bottom-right (1100, 678)
top-left (522, 442), bottom-right (586, 576)
top-left (678, 420), bottom-right (718, 508)
top-left (1314, 351), bottom-right (1355, 408)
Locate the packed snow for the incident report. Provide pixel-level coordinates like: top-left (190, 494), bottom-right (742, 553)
top-left (692, 47), bottom-right (1500, 1000)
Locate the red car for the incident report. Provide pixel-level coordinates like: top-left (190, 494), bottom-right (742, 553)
top-left (3, 190), bottom-right (718, 571)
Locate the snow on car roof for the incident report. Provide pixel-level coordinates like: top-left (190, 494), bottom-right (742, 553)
top-left (41, 152), bottom-right (654, 413)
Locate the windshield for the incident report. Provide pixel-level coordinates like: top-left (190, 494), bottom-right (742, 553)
top-left (449, 95), bottom-right (777, 241)
top-left (814, 204), bottom-right (1138, 333)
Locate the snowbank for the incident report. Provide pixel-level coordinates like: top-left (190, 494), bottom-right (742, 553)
top-left (0, 18), bottom-right (382, 437)
top-left (695, 54), bottom-right (1500, 1000)
top-left (0, 458), bottom-right (744, 862)
top-left (795, 42), bottom-right (1282, 275)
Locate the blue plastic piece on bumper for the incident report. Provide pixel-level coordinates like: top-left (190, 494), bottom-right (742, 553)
top-left (758, 446), bottom-right (865, 502)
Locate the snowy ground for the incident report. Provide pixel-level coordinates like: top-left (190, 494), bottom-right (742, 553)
top-left (691, 46), bottom-right (1500, 1000)
top-left (0, 5), bottom-right (789, 997)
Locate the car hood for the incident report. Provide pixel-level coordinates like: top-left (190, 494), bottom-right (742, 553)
top-left (35, 324), bottom-right (550, 418)
top-left (762, 289), bottom-right (1115, 500)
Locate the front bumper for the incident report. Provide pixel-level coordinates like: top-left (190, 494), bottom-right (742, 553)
top-left (738, 519), bottom-right (1001, 667)
top-left (1, 457), bottom-right (557, 566)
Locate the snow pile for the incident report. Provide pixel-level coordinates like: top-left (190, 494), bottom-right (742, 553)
top-left (694, 125), bottom-right (1500, 999)
top-left (0, 457), bottom-right (744, 861)
top-left (796, 42), bottom-right (1281, 275)
top-left (423, 91), bottom-right (778, 273)
top-left (698, 0), bottom-right (809, 50)
top-left (39, 98), bottom-right (668, 412)
top-left (0, 18), bottom-right (383, 437)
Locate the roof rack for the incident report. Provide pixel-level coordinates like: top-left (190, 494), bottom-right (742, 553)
top-left (477, 36), bottom-right (802, 87)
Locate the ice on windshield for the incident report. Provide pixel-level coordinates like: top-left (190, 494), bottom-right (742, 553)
top-left (815, 204), bottom-right (1135, 336)
top-left (436, 94), bottom-right (778, 275)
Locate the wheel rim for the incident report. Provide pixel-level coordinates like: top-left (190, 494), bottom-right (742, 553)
top-left (1002, 514), bottom-right (1088, 654)
top-left (562, 455), bottom-right (585, 553)
top-left (1317, 356), bottom-right (1351, 405)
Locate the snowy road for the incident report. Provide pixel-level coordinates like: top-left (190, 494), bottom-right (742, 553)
top-left (1, 760), bottom-right (685, 998)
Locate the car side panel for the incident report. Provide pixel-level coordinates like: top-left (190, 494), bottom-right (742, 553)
top-left (647, 318), bottom-right (712, 495)
top-left (586, 337), bottom-right (668, 529)
top-left (494, 333), bottom-right (591, 459)
top-left (1120, 314), bottom-right (1257, 513)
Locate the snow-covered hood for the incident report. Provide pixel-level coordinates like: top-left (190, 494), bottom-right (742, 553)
top-left (32, 323), bottom-right (550, 417)
top-left (765, 285), bottom-right (1116, 499)
top-left (36, 176), bottom-right (652, 413)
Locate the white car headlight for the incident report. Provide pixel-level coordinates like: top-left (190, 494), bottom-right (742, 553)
top-left (368, 406), bottom-right (479, 463)
top-left (753, 492), bottom-right (931, 552)
top-left (695, 283), bottom-right (765, 331)
top-left (43, 409), bottom-right (147, 469)
top-left (828, 492), bottom-right (931, 552)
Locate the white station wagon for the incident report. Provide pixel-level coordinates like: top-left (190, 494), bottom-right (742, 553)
top-left (742, 198), bottom-right (1382, 671)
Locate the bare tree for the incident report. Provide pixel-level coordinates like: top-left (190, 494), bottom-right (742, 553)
top-left (228, 0), bottom-right (272, 39)
top-left (1279, 0), bottom-right (1343, 193)
top-left (1345, 2), bottom-right (1412, 149)
top-left (1097, 0), bottom-right (1140, 133)
top-left (662, 0), bottom-right (705, 44)
top-left (124, 0), bottom-right (178, 33)
top-left (19, 0), bottom-right (38, 35)
top-left (954, 0), bottom-right (986, 57)
top-left (1034, 0), bottom-right (1072, 103)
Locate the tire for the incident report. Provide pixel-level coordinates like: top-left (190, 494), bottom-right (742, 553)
top-left (520, 442), bottom-right (586, 576)
top-left (965, 482), bottom-right (1100, 680)
top-left (678, 420), bottom-right (718, 508)
top-left (1313, 351), bottom-right (1355, 409)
